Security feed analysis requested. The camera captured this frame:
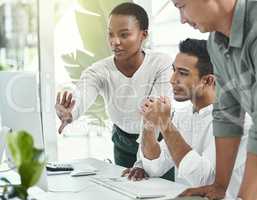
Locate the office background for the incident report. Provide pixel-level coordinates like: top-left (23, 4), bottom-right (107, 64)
top-left (0, 0), bottom-right (207, 163)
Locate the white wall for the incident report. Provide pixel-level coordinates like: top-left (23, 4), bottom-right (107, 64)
top-left (135, 0), bottom-right (208, 60)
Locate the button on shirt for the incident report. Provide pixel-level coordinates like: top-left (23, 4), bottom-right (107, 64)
top-left (207, 0), bottom-right (257, 154)
top-left (141, 104), bottom-right (249, 199)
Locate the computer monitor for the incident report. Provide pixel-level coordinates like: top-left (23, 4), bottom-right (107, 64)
top-left (0, 71), bottom-right (45, 147)
top-left (0, 71), bottom-right (48, 191)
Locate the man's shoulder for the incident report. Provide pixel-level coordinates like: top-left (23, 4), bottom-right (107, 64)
top-left (245, 0), bottom-right (257, 41)
top-left (241, 0), bottom-right (257, 30)
top-left (247, 0), bottom-right (257, 10)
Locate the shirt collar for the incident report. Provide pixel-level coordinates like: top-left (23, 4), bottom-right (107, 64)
top-left (214, 0), bottom-right (246, 48)
top-left (193, 104), bottom-right (213, 116)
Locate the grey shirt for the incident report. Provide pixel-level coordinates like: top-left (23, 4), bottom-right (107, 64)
top-left (207, 0), bottom-right (257, 154)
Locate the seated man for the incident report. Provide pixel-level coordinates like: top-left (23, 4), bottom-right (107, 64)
top-left (140, 38), bottom-right (249, 199)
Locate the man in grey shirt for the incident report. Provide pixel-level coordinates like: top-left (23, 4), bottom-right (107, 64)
top-left (171, 0), bottom-right (257, 199)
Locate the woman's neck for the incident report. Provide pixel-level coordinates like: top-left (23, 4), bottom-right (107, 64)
top-left (115, 50), bottom-right (145, 77)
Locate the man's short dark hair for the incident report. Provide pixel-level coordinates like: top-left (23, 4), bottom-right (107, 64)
top-left (110, 2), bottom-right (149, 31)
top-left (179, 38), bottom-right (213, 78)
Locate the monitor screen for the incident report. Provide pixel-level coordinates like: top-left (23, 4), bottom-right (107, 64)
top-left (0, 71), bottom-right (48, 191)
top-left (0, 71), bottom-right (44, 148)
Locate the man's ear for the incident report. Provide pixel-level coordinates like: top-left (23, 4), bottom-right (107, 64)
top-left (202, 74), bottom-right (215, 86)
top-left (142, 29), bottom-right (148, 39)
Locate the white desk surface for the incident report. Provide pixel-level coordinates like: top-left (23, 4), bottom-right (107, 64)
top-left (27, 158), bottom-right (205, 200)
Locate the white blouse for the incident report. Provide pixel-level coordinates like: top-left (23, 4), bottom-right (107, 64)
top-left (71, 50), bottom-right (173, 134)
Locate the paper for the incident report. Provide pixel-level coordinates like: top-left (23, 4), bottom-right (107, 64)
top-left (74, 164), bottom-right (98, 173)
top-left (47, 174), bottom-right (95, 193)
top-left (90, 176), bottom-right (188, 199)
top-left (47, 164), bottom-right (98, 193)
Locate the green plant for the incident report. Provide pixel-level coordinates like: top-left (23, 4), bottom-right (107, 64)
top-left (0, 63), bottom-right (10, 71)
top-left (1, 131), bottom-right (46, 200)
top-left (61, 0), bottom-right (131, 72)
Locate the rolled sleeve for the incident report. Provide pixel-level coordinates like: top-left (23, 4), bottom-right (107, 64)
top-left (177, 150), bottom-right (215, 187)
top-left (212, 76), bottom-right (244, 138)
top-left (140, 141), bottom-right (174, 177)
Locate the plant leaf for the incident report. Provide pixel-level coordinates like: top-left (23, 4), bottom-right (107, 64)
top-left (6, 131), bottom-right (46, 193)
top-left (6, 131), bottom-right (34, 167)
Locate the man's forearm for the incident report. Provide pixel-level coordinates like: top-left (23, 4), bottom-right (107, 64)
top-left (141, 127), bottom-right (161, 160)
top-left (239, 152), bottom-right (257, 200)
top-left (214, 137), bottom-right (240, 189)
top-left (161, 121), bottom-right (192, 168)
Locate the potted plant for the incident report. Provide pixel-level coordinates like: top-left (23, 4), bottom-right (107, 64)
top-left (0, 131), bottom-right (46, 200)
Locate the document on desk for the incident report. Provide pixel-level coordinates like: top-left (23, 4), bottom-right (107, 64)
top-left (46, 164), bottom-right (98, 193)
top-left (90, 176), bottom-right (189, 199)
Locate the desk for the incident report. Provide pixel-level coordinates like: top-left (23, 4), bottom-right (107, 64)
top-left (28, 158), bottom-right (205, 200)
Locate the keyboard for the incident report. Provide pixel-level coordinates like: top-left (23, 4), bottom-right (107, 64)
top-left (46, 162), bottom-right (74, 172)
